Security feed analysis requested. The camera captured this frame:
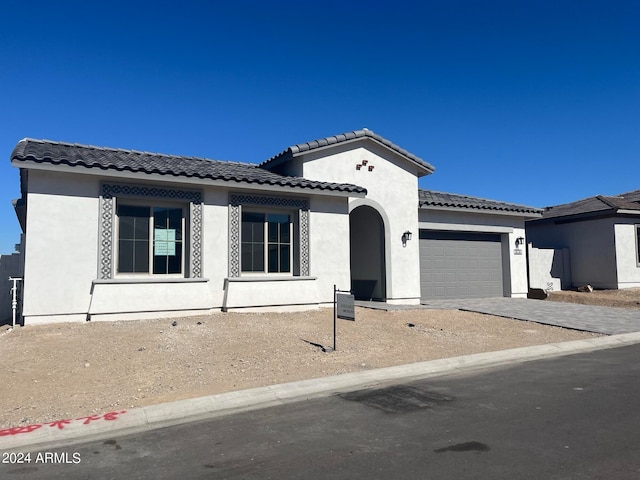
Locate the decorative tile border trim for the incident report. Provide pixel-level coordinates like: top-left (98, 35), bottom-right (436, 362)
top-left (99, 184), bottom-right (203, 279)
top-left (229, 194), bottom-right (310, 277)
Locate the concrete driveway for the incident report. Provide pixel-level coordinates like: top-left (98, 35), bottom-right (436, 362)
top-left (421, 297), bottom-right (640, 335)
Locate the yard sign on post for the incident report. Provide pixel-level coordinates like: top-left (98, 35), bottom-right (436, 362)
top-left (332, 284), bottom-right (355, 351)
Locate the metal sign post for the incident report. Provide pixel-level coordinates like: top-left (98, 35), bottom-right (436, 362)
top-left (9, 277), bottom-right (22, 328)
top-left (332, 284), bottom-right (355, 351)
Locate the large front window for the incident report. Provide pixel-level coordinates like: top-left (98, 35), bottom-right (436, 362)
top-left (117, 204), bottom-right (184, 275)
top-left (241, 212), bottom-right (292, 273)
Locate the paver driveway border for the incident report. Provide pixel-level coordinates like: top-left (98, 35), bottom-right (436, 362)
top-left (419, 297), bottom-right (640, 335)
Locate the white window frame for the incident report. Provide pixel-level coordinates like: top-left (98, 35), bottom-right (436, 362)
top-left (115, 198), bottom-right (188, 277)
top-left (240, 207), bottom-right (295, 276)
top-left (636, 225), bottom-right (640, 267)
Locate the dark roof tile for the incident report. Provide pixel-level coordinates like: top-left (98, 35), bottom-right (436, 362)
top-left (540, 192), bottom-right (640, 219)
top-left (261, 128), bottom-right (435, 174)
top-left (11, 138), bottom-right (366, 194)
top-left (419, 189), bottom-right (541, 215)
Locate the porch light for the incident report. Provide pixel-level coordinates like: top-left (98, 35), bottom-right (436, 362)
top-left (515, 236), bottom-right (525, 248)
top-left (402, 231), bottom-right (413, 247)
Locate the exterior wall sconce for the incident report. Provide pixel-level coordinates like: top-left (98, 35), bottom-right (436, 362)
top-left (356, 164), bottom-right (362, 170)
top-left (402, 231), bottom-right (412, 247)
top-left (362, 159), bottom-right (369, 166)
top-left (368, 165), bottom-right (374, 171)
top-left (515, 236), bottom-right (525, 248)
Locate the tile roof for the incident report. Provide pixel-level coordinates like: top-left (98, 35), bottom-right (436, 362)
top-left (11, 138), bottom-right (367, 194)
top-left (418, 189), bottom-right (542, 215)
top-left (261, 128), bottom-right (435, 175)
top-left (616, 189), bottom-right (640, 203)
top-left (539, 193), bottom-right (640, 220)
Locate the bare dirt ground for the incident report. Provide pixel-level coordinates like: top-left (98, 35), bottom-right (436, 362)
top-left (0, 307), bottom-right (599, 429)
top-left (548, 287), bottom-right (640, 309)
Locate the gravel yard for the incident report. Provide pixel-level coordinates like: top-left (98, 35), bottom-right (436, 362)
top-left (0, 306), bottom-right (598, 429)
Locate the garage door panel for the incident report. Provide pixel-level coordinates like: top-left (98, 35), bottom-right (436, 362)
top-left (419, 230), bottom-right (504, 300)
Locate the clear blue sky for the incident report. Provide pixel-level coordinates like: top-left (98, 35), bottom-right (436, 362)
top-left (1, 0), bottom-right (639, 253)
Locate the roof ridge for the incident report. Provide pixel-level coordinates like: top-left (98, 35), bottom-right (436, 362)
top-left (619, 188), bottom-right (640, 198)
top-left (260, 129), bottom-right (435, 175)
top-left (544, 194), bottom-right (604, 211)
top-left (595, 194), bottom-right (623, 209)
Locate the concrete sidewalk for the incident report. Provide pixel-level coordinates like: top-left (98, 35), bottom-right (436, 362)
top-left (3, 332), bottom-right (640, 453)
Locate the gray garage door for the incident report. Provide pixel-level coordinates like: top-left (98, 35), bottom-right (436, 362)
top-left (419, 231), bottom-right (504, 300)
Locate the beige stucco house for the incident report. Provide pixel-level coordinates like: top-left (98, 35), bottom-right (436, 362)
top-left (8, 129), bottom-right (540, 325)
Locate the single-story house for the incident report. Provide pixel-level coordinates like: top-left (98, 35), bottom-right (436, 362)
top-left (9, 129), bottom-right (541, 325)
top-left (526, 190), bottom-right (640, 290)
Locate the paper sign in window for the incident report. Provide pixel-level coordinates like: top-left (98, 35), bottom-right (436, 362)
top-left (154, 229), bottom-right (176, 256)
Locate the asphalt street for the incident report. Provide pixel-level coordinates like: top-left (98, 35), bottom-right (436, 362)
top-left (4, 344), bottom-right (640, 479)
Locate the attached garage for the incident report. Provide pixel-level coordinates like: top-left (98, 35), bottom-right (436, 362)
top-left (419, 230), bottom-right (504, 300)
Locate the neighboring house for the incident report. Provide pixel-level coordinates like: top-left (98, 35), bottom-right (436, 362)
top-left (9, 129), bottom-right (541, 325)
top-left (526, 191), bottom-right (640, 290)
top-left (0, 236), bottom-right (23, 324)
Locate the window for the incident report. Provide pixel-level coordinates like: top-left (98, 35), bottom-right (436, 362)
top-left (637, 225), bottom-right (640, 265)
top-left (241, 211), bottom-right (292, 274)
top-left (117, 204), bottom-right (185, 275)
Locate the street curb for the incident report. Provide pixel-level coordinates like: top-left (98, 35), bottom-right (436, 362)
top-left (3, 332), bottom-right (640, 452)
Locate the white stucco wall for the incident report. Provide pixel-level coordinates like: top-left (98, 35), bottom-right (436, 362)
top-left (202, 187), bottom-right (231, 306)
top-left (296, 141), bottom-right (423, 303)
top-left (19, 167), bottom-right (354, 323)
top-left (527, 244), bottom-right (571, 291)
top-left (613, 221), bottom-right (640, 288)
top-left (308, 196), bottom-right (351, 303)
top-left (222, 194), bottom-right (350, 309)
top-left (526, 218), bottom-right (618, 289)
top-left (22, 170), bottom-right (100, 323)
top-left (418, 208), bottom-right (530, 298)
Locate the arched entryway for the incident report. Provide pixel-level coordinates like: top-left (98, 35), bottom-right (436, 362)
top-left (349, 205), bottom-right (386, 301)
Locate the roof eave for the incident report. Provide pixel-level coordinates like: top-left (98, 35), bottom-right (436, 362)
top-left (419, 203), bottom-right (542, 218)
top-left (527, 208), bottom-right (620, 224)
top-left (12, 159), bottom-right (366, 198)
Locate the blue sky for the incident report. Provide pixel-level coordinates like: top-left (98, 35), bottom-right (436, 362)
top-left (1, 0), bottom-right (639, 253)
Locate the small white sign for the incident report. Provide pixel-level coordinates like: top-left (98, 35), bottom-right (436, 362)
top-left (513, 248), bottom-right (523, 256)
top-left (155, 229), bottom-right (176, 256)
top-left (337, 293), bottom-right (355, 321)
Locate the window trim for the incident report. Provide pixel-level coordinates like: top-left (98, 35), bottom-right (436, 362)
top-left (229, 193), bottom-right (310, 278)
top-left (99, 183), bottom-right (202, 280)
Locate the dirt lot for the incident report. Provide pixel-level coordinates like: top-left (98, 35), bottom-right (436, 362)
top-left (548, 287), bottom-right (640, 309)
top-left (0, 306), bottom-right (599, 429)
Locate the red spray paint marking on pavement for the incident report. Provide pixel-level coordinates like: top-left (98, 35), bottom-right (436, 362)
top-left (0, 411), bottom-right (127, 436)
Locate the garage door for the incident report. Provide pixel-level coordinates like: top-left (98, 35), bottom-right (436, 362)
top-left (419, 231), bottom-right (504, 300)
